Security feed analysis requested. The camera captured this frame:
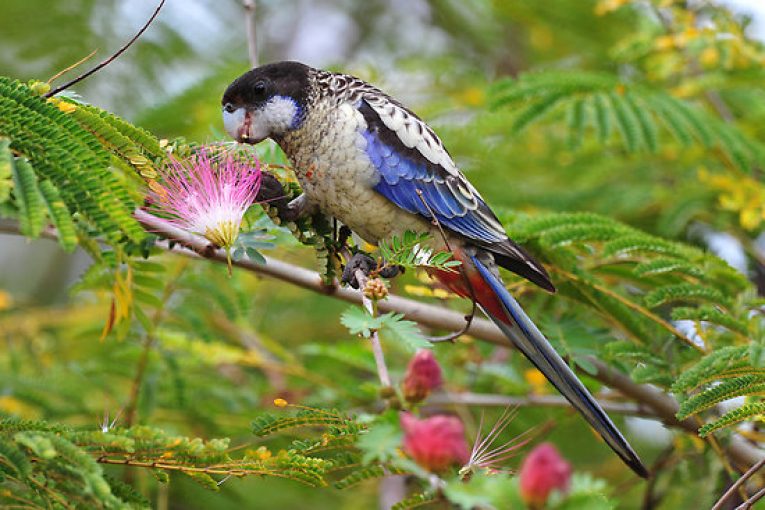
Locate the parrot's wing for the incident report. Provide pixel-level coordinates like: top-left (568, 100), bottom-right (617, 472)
top-left (357, 96), bottom-right (555, 292)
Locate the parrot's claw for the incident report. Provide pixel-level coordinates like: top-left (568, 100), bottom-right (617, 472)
top-left (256, 172), bottom-right (315, 223)
top-left (341, 252), bottom-right (403, 289)
top-left (256, 172), bottom-right (289, 205)
top-left (284, 194), bottom-right (314, 222)
top-left (378, 264), bottom-right (404, 279)
top-left (342, 253), bottom-right (376, 289)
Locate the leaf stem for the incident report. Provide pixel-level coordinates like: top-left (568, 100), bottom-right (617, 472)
top-left (355, 269), bottom-right (392, 388)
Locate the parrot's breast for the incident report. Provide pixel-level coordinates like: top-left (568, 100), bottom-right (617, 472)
top-left (280, 99), bottom-right (431, 244)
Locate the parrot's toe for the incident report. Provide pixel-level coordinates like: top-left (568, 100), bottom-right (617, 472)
top-left (341, 253), bottom-right (377, 289)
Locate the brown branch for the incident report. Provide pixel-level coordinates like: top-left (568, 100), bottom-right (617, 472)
top-left (242, 0), bottom-right (258, 68)
top-left (738, 487), bottom-right (765, 510)
top-left (97, 456), bottom-right (272, 479)
top-left (427, 391), bottom-right (655, 418)
top-left (44, 0), bottom-right (167, 98)
top-left (713, 458), bottom-right (765, 510)
top-left (3, 214), bottom-right (764, 472)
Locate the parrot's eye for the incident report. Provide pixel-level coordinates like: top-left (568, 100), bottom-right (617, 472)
top-left (223, 103), bottom-right (236, 113)
top-left (253, 81), bottom-right (267, 96)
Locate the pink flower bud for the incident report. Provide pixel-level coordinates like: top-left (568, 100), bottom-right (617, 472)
top-left (400, 412), bottom-right (469, 472)
top-left (519, 443), bottom-right (572, 508)
top-left (402, 350), bottom-right (443, 403)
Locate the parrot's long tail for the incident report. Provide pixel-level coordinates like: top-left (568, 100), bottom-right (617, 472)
top-left (433, 249), bottom-right (649, 478)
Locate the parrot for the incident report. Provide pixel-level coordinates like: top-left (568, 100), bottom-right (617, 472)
top-left (221, 61), bottom-right (648, 478)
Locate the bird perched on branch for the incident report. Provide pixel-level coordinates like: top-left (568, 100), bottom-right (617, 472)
top-left (222, 61), bottom-right (648, 477)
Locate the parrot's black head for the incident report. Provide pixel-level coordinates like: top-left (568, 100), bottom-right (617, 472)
top-left (222, 61), bottom-right (311, 144)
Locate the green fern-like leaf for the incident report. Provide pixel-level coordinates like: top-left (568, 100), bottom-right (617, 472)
top-left (391, 492), bottom-right (439, 510)
top-left (672, 346), bottom-right (751, 393)
top-left (0, 439), bottom-right (31, 479)
top-left (644, 283), bottom-right (729, 309)
top-left (38, 179), bottom-right (77, 250)
top-left (10, 157), bottom-right (45, 237)
top-left (677, 375), bottom-right (765, 420)
top-left (488, 70), bottom-right (765, 171)
top-left (333, 464), bottom-right (387, 489)
top-left (633, 259), bottom-right (704, 279)
top-left (252, 408), bottom-right (360, 437)
top-left (0, 138), bottom-right (12, 203)
top-left (0, 77), bottom-right (150, 246)
top-left (609, 92), bottom-right (643, 152)
top-left (602, 235), bottom-right (687, 258)
top-left (698, 402), bottom-right (765, 437)
top-left (670, 306), bottom-right (749, 336)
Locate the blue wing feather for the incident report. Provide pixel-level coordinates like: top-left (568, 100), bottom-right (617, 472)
top-left (362, 127), bottom-right (504, 243)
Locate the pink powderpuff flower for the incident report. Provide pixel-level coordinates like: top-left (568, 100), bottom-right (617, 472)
top-left (402, 349), bottom-right (443, 403)
top-left (400, 412), bottom-right (470, 473)
top-left (519, 443), bottom-right (572, 508)
top-left (149, 148), bottom-right (261, 263)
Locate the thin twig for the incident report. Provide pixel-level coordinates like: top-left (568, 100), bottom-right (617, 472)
top-left (414, 188), bottom-right (477, 343)
top-left (354, 269), bottom-right (392, 388)
top-left (242, 0), bottom-right (258, 68)
top-left (737, 487), bottom-right (765, 510)
top-left (44, 0), bottom-right (167, 98)
top-left (47, 50), bottom-right (98, 85)
top-left (713, 458), bottom-right (765, 510)
top-left (427, 391), bottom-right (654, 418)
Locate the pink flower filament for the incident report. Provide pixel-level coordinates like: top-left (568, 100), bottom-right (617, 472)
top-left (152, 148), bottom-right (261, 250)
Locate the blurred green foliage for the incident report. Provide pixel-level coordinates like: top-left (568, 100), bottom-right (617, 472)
top-left (2, 0), bottom-right (765, 508)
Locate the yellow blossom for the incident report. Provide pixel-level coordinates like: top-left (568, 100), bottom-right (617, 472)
top-left (655, 35), bottom-right (676, 51)
top-left (699, 168), bottom-right (765, 230)
top-left (0, 290), bottom-right (12, 311)
top-left (274, 398), bottom-right (288, 408)
top-left (594, 0), bottom-right (632, 16)
top-left (254, 446), bottom-right (272, 460)
top-left (404, 284), bottom-right (451, 300)
top-left (524, 368), bottom-right (549, 395)
top-left (0, 395), bottom-right (37, 417)
top-left (46, 97), bottom-right (77, 113)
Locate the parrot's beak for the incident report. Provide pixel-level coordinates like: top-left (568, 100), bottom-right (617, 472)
top-left (223, 107), bottom-right (265, 144)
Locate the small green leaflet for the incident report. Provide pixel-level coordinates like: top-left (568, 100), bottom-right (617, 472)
top-left (0, 138), bottom-right (12, 203)
top-left (378, 230), bottom-right (461, 272)
top-left (341, 307), bottom-right (385, 338)
top-left (341, 307), bottom-right (431, 351)
top-left (379, 313), bottom-right (432, 352)
top-left (356, 422), bottom-right (401, 464)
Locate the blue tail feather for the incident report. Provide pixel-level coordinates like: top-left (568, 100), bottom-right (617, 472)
top-left (470, 254), bottom-right (648, 478)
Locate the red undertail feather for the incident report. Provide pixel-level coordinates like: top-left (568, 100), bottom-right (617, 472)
top-left (428, 248), bottom-right (510, 325)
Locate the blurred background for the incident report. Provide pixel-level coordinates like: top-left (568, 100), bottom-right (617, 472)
top-left (3, 1), bottom-right (765, 508)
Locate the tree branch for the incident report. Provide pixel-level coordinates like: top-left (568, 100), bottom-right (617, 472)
top-left (2, 214), bottom-right (764, 471)
top-left (44, 0), bottom-right (167, 98)
top-left (242, 0), bottom-right (258, 68)
top-left (427, 391), bottom-right (655, 418)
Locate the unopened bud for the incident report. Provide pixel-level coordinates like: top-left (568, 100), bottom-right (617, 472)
top-left (519, 443), bottom-right (572, 508)
top-left (363, 277), bottom-right (388, 300)
top-left (402, 350), bottom-right (443, 403)
top-left (400, 412), bottom-right (469, 472)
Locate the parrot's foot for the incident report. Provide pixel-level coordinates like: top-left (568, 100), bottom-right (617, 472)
top-left (256, 173), bottom-right (315, 223)
top-left (284, 194), bottom-right (314, 222)
top-left (341, 252), bottom-right (403, 289)
top-left (256, 172), bottom-right (292, 216)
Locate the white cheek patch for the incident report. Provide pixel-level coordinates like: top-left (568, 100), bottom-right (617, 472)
top-left (223, 108), bottom-right (246, 140)
top-left (254, 95), bottom-right (300, 136)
